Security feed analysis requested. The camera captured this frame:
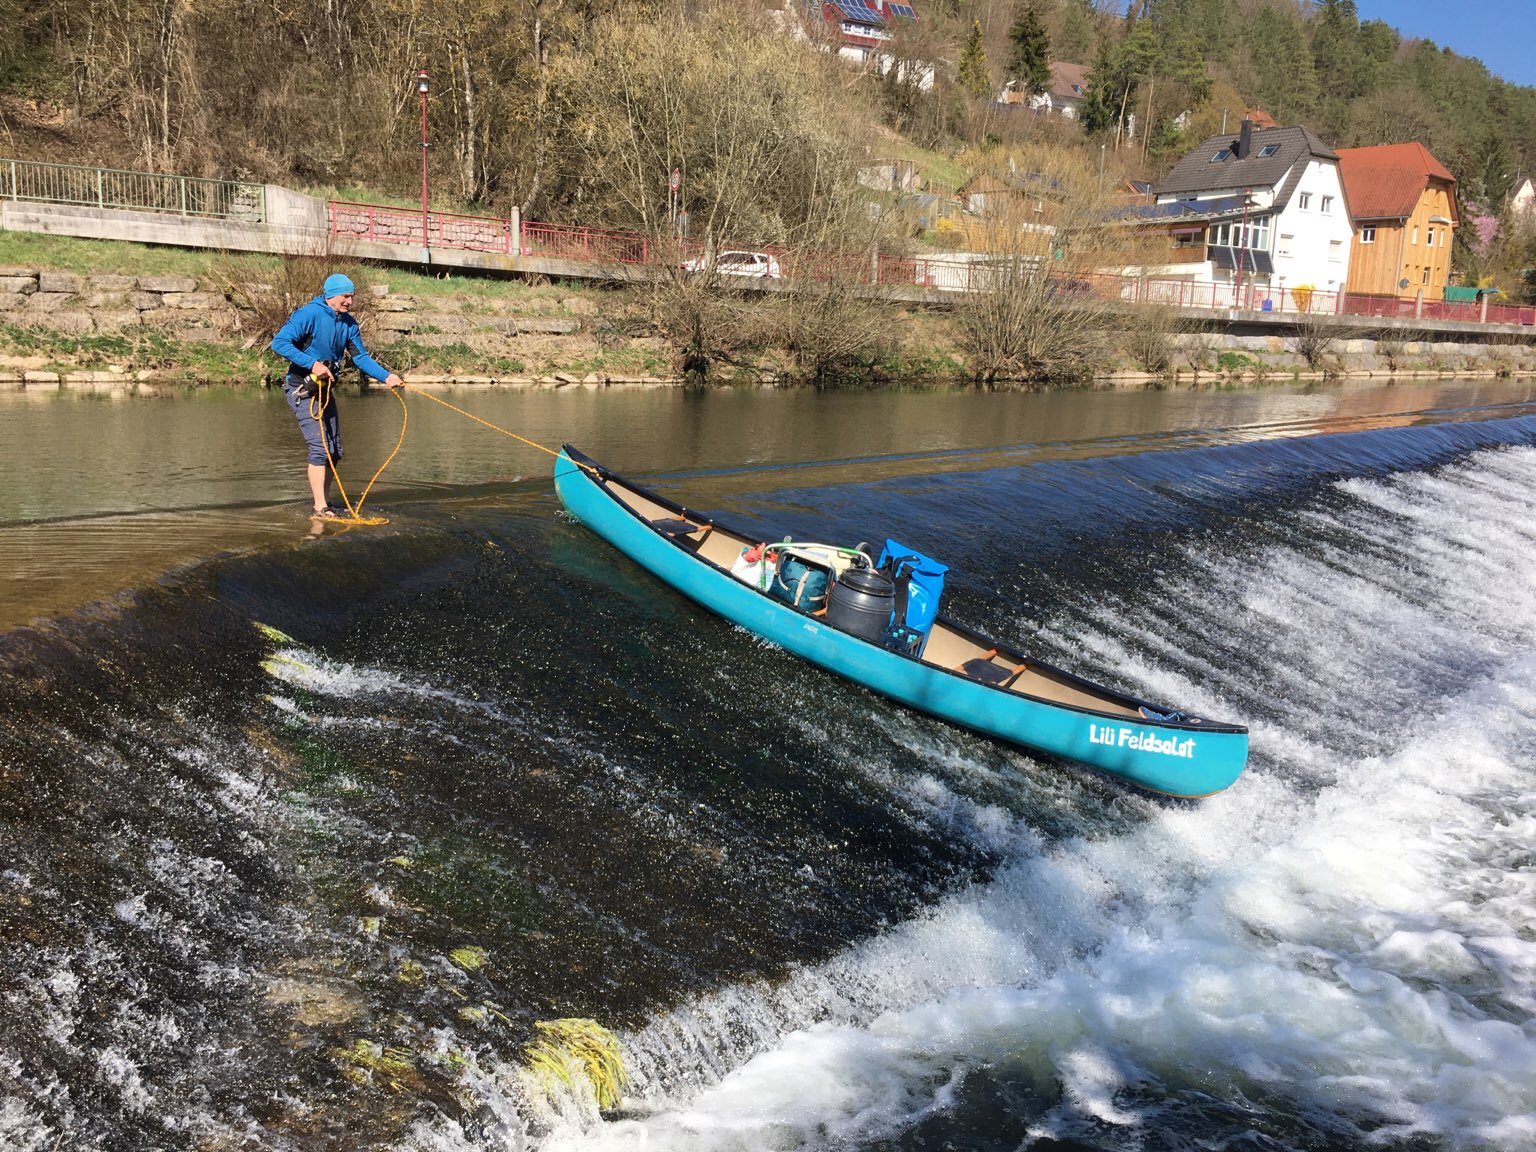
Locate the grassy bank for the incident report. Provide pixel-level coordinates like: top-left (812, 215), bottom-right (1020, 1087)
top-left (0, 231), bottom-right (974, 387)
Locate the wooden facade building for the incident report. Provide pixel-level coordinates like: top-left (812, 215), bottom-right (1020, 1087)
top-left (1336, 143), bottom-right (1458, 299)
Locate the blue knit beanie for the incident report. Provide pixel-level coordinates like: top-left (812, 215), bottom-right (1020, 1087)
top-left (322, 273), bottom-right (355, 298)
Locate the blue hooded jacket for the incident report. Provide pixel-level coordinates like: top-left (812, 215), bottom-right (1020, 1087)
top-left (271, 296), bottom-right (391, 382)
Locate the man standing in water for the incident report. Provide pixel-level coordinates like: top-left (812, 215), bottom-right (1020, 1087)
top-left (271, 273), bottom-right (404, 519)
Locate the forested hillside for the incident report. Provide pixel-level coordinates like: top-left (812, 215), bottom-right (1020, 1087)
top-left (2, 0), bottom-right (1533, 252)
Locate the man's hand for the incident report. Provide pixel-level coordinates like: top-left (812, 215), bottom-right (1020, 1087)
top-left (384, 372), bottom-right (404, 390)
top-left (309, 361), bottom-right (335, 382)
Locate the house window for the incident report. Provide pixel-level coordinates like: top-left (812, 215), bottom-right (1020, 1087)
top-left (1210, 218), bottom-right (1270, 250)
top-left (1361, 226), bottom-right (1376, 244)
top-left (1258, 144), bottom-right (1279, 157)
top-left (1422, 266), bottom-right (1430, 284)
top-left (1321, 195), bottom-right (1334, 213)
top-left (1210, 149), bottom-right (1231, 163)
top-left (1428, 227), bottom-right (1436, 247)
top-left (1412, 225), bottom-right (1419, 244)
top-left (1278, 233), bottom-right (1294, 257)
top-left (1172, 231), bottom-right (1198, 249)
top-left (1329, 240), bottom-right (1343, 262)
top-left (1298, 192), bottom-right (1312, 210)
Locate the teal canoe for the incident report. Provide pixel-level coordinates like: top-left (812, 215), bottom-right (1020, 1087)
top-left (554, 446), bottom-right (1248, 797)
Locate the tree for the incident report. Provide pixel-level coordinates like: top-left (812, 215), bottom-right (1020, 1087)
top-left (954, 144), bottom-right (1120, 383)
top-left (1237, 3), bottom-right (1319, 126)
top-left (1051, 0), bottom-right (1099, 65)
top-left (957, 19), bottom-right (993, 100)
top-left (1309, 0), bottom-right (1361, 137)
top-left (544, 0), bottom-right (893, 379)
top-left (1006, 1), bottom-right (1052, 98)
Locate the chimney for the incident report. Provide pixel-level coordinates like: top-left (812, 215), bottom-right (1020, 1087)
top-left (1238, 118), bottom-right (1253, 160)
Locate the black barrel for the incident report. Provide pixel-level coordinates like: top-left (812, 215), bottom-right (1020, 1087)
top-left (825, 568), bottom-right (895, 642)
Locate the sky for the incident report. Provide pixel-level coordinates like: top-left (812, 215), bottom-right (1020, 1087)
top-left (1352, 0), bottom-right (1536, 89)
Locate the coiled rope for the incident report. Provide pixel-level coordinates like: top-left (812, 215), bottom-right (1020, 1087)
top-left (308, 375), bottom-right (406, 526)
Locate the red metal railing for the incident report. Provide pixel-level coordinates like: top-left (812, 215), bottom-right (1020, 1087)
top-left (521, 221), bottom-right (650, 264)
top-left (327, 202), bottom-right (1536, 328)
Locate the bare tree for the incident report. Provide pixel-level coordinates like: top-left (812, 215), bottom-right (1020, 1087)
top-left (543, 0), bottom-right (890, 381)
top-left (1292, 307), bottom-right (1344, 374)
top-left (954, 144), bottom-right (1121, 383)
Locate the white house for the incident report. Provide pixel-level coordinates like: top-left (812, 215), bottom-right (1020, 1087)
top-left (1120, 121), bottom-right (1354, 308)
top-left (1509, 176), bottom-right (1536, 220)
top-left (811, 0), bottom-right (934, 92)
top-left (998, 61), bottom-right (1090, 119)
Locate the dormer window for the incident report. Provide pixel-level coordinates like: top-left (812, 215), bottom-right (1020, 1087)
top-left (1257, 145), bottom-right (1279, 158)
top-left (1210, 149), bottom-right (1231, 163)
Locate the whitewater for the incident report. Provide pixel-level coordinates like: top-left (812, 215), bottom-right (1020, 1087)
top-left (514, 445), bottom-right (1536, 1151)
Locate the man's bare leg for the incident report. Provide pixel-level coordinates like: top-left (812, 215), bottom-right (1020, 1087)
top-left (308, 463), bottom-right (330, 514)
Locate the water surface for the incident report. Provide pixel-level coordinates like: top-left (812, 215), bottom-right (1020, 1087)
top-left (1, 377), bottom-right (1534, 1150)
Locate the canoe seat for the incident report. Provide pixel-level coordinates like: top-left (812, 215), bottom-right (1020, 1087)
top-left (651, 517), bottom-right (713, 546)
top-left (957, 650), bottom-right (1027, 690)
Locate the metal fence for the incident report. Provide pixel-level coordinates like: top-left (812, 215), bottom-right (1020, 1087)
top-left (521, 221), bottom-right (650, 264)
top-left (1, 158), bottom-right (264, 221)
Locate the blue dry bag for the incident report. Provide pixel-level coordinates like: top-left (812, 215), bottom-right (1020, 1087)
top-left (878, 539), bottom-right (947, 653)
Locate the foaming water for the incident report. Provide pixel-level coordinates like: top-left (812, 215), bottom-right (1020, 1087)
top-left (536, 446), bottom-right (1536, 1152)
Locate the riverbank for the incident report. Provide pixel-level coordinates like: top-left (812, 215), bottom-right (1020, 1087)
top-left (2, 232), bottom-right (1534, 388)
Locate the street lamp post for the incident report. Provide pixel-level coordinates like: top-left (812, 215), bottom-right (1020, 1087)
top-left (418, 69), bottom-right (430, 261)
top-left (1234, 186), bottom-right (1252, 310)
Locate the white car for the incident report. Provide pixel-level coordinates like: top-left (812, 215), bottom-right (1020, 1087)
top-left (683, 250), bottom-right (782, 279)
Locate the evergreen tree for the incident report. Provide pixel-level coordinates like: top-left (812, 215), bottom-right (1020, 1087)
top-left (1006, 1), bottom-right (1052, 97)
top-left (957, 19), bottom-right (993, 100)
top-left (1242, 4), bottom-right (1319, 125)
top-left (1310, 0), bottom-right (1362, 136)
top-left (1054, 0), bottom-right (1099, 64)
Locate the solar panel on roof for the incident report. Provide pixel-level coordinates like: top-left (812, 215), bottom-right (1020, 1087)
top-left (834, 0), bottom-right (885, 21)
top-left (889, 3), bottom-right (917, 17)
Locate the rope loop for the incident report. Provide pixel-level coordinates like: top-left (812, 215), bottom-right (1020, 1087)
top-left (307, 378), bottom-right (598, 528)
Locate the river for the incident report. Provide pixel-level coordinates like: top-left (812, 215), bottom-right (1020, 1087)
top-left (1, 377), bottom-right (1534, 1150)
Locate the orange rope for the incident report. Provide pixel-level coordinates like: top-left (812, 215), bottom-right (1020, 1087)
top-left (305, 378), bottom-right (596, 529)
top-left (402, 385), bottom-right (599, 475)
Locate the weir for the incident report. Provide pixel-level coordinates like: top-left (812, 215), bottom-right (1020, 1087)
top-left (1, 389), bottom-right (1534, 1149)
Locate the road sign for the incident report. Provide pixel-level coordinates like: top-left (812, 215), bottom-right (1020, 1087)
top-left (670, 168), bottom-right (681, 192)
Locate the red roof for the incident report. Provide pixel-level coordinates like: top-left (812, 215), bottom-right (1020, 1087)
top-left (1336, 142), bottom-right (1457, 223)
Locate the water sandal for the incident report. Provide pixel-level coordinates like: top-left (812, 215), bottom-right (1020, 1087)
top-left (311, 507), bottom-right (340, 520)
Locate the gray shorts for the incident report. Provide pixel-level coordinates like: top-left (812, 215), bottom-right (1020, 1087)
top-left (283, 375), bottom-right (341, 467)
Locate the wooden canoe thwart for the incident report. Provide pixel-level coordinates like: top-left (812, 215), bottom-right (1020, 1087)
top-left (554, 446), bottom-right (1249, 797)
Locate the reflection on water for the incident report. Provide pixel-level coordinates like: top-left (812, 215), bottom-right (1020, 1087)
top-left (3, 377), bottom-right (1536, 630)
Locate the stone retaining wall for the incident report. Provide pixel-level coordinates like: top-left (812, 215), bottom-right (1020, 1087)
top-left (0, 268), bottom-right (586, 342)
top-left (0, 266), bottom-right (227, 337)
top-left (2, 265), bottom-right (1532, 390)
